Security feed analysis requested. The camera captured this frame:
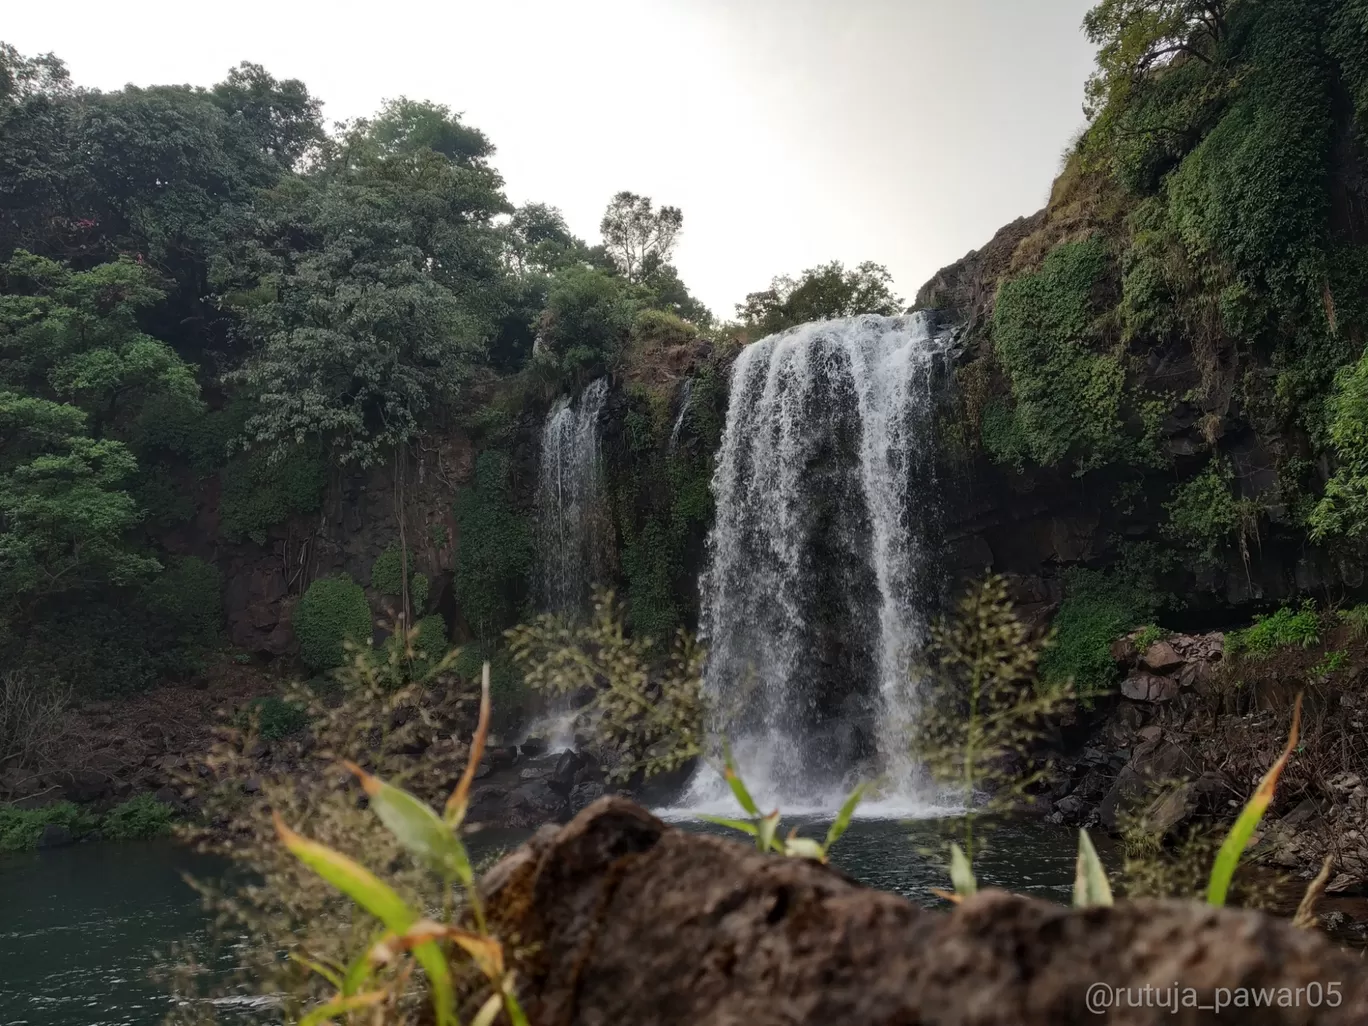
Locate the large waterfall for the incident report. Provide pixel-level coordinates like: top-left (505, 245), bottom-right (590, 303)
top-left (537, 377), bottom-right (609, 619)
top-left (682, 313), bottom-right (951, 814)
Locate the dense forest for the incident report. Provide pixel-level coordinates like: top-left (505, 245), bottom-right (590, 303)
top-left (0, 44), bottom-right (902, 724)
top-left (2, 0), bottom-right (1368, 748)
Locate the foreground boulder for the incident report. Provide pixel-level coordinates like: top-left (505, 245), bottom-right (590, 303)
top-left (482, 797), bottom-right (1368, 1025)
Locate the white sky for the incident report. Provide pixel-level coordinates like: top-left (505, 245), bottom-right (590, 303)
top-left (4, 0), bottom-right (1099, 318)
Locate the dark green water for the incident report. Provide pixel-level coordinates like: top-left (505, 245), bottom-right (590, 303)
top-left (0, 817), bottom-right (1079, 1026)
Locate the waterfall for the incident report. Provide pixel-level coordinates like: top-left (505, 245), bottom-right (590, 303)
top-left (537, 377), bottom-right (609, 619)
top-left (668, 377), bottom-right (694, 451)
top-left (680, 313), bottom-right (950, 814)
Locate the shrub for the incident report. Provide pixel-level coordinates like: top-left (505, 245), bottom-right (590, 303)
top-left (412, 614), bottom-right (449, 667)
top-left (140, 555), bottom-right (223, 647)
top-left (1041, 550), bottom-right (1169, 696)
top-left (453, 452), bottom-right (533, 639)
top-left (0, 802), bottom-right (96, 852)
top-left (369, 544), bottom-right (429, 609)
top-left (631, 307), bottom-right (698, 347)
top-left (537, 266), bottom-right (634, 375)
top-left (1226, 602), bottom-right (1320, 659)
top-left (1164, 458), bottom-right (1259, 569)
top-left (1132, 624), bottom-right (1168, 653)
top-left (293, 575), bottom-right (373, 670)
top-left (242, 695), bottom-right (309, 740)
top-left (101, 793), bottom-right (176, 840)
top-left (219, 446), bottom-right (328, 545)
top-left (991, 237), bottom-right (1129, 472)
top-left (453, 641), bottom-right (525, 730)
top-left (1339, 604), bottom-right (1368, 639)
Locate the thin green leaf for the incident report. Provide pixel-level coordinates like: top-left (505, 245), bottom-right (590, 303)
top-left (342, 947), bottom-right (374, 997)
top-left (1207, 693), bottom-right (1302, 907)
top-left (949, 842), bottom-right (978, 898)
top-left (298, 990), bottom-right (388, 1026)
top-left (1072, 829), bottom-right (1113, 908)
top-left (824, 781), bottom-right (868, 852)
top-left (697, 814), bottom-right (759, 836)
top-left (275, 812), bottom-right (418, 930)
top-left (446, 663), bottom-right (492, 827)
top-left (345, 761), bottom-right (469, 881)
top-left (503, 989), bottom-right (531, 1026)
top-left (274, 813), bottom-right (455, 1026)
top-left (721, 741), bottom-right (760, 816)
top-left (757, 809), bottom-right (782, 853)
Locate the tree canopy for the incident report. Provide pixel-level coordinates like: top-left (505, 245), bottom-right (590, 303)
top-left (737, 260), bottom-right (902, 337)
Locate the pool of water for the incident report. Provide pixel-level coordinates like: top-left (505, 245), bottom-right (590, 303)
top-left (0, 815), bottom-right (1081, 1026)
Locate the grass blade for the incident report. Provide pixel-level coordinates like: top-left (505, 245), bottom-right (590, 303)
top-left (1293, 854), bottom-right (1334, 929)
top-left (471, 993), bottom-right (504, 1026)
top-left (345, 761), bottom-right (470, 881)
top-left (757, 808), bottom-right (781, 853)
top-left (949, 842), bottom-right (977, 898)
top-left (1072, 829), bottom-right (1113, 908)
top-left (1207, 693), bottom-right (1303, 907)
top-left (721, 741), bottom-right (760, 816)
top-left (274, 813), bottom-right (455, 1025)
top-left (289, 953), bottom-right (343, 991)
top-left (275, 812), bottom-right (417, 930)
top-left (823, 781), bottom-right (867, 852)
top-left (298, 990), bottom-right (388, 1026)
top-left (445, 662), bottom-right (492, 827)
top-left (696, 814), bottom-right (759, 836)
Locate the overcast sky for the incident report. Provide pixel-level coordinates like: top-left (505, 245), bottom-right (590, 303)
top-left (5, 0), bottom-right (1099, 318)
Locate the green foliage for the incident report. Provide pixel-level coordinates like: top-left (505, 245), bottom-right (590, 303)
top-left (369, 544), bottom-right (429, 610)
top-left (508, 588), bottom-right (706, 782)
top-left (101, 793), bottom-right (176, 840)
top-left (631, 307), bottom-right (698, 347)
top-left (412, 615), bottom-right (449, 667)
top-left (1312, 649), bottom-right (1348, 677)
top-left (1226, 602), bottom-right (1321, 659)
top-left (294, 575), bottom-right (373, 670)
top-left (452, 642), bottom-right (525, 730)
top-left (140, 555), bottom-right (223, 649)
top-left (1339, 603), bottom-right (1368, 639)
top-left (536, 265), bottom-right (635, 375)
top-left (1040, 550), bottom-right (1168, 695)
top-left (0, 801), bottom-right (96, 851)
top-left (1132, 623), bottom-right (1168, 652)
top-left (912, 575), bottom-right (1075, 866)
top-left (990, 238), bottom-right (1137, 472)
top-left (737, 260), bottom-right (901, 337)
top-left (599, 191), bottom-right (683, 283)
top-left (219, 445), bottom-right (328, 545)
top-left (243, 694), bottom-right (310, 740)
top-left (1164, 457), bottom-right (1260, 568)
top-left (453, 452), bottom-right (533, 639)
top-left (1310, 348), bottom-right (1368, 541)
top-left (219, 105), bottom-right (509, 466)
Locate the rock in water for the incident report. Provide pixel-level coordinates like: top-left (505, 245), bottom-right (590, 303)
top-left (482, 797), bottom-right (1368, 1025)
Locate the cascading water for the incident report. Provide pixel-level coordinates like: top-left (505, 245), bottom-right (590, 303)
top-left (537, 377), bottom-right (609, 619)
top-left (529, 377), bottom-right (609, 750)
top-left (679, 313), bottom-right (951, 815)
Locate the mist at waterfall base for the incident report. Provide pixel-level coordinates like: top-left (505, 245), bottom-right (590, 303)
top-left (676, 313), bottom-right (955, 820)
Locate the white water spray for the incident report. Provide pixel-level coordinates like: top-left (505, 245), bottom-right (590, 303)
top-left (679, 314), bottom-right (951, 816)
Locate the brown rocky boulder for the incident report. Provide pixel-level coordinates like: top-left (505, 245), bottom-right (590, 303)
top-left (483, 797), bottom-right (1368, 1025)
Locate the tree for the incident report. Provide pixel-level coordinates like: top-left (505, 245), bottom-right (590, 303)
top-left (209, 61), bottom-right (324, 170)
top-left (737, 260), bottom-right (902, 337)
top-left (221, 104), bottom-right (510, 466)
top-left (599, 191), bottom-right (683, 283)
top-left (536, 266), bottom-right (635, 375)
top-left (1083, 0), bottom-right (1228, 117)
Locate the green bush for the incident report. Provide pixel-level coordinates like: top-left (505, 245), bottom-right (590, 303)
top-left (1041, 551), bottom-right (1169, 696)
top-left (369, 544), bottom-right (429, 609)
top-left (140, 555), bottom-right (223, 647)
top-left (413, 614), bottom-right (450, 666)
top-left (1164, 458), bottom-right (1258, 569)
top-left (453, 642), bottom-right (526, 731)
top-left (1226, 602), bottom-right (1321, 659)
top-left (1132, 623), bottom-right (1168, 652)
top-left (537, 266), bottom-right (634, 374)
top-left (990, 238), bottom-right (1130, 472)
top-left (101, 793), bottom-right (176, 840)
top-left (293, 575), bottom-right (373, 670)
top-left (453, 452), bottom-right (533, 638)
top-left (631, 307), bottom-right (698, 346)
top-left (241, 695), bottom-right (309, 740)
top-left (219, 446), bottom-right (328, 545)
top-left (0, 802), bottom-right (97, 852)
